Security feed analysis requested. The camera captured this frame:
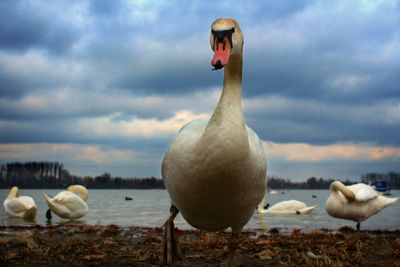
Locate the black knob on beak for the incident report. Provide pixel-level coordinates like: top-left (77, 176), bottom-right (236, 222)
top-left (212, 60), bottom-right (223, 70)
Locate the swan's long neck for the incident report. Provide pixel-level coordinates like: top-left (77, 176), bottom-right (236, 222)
top-left (208, 53), bottom-right (244, 128)
top-left (67, 185), bottom-right (89, 202)
top-left (221, 53), bottom-right (243, 110)
top-left (7, 187), bottom-right (19, 199)
top-left (330, 181), bottom-right (355, 202)
top-left (202, 52), bottom-right (247, 148)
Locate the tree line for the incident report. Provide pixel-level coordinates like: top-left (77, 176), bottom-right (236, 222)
top-left (361, 171), bottom-right (400, 188)
top-left (0, 161), bottom-right (399, 189)
top-left (268, 176), bottom-right (337, 189)
top-left (0, 162), bottom-right (164, 189)
top-left (266, 172), bottom-right (400, 189)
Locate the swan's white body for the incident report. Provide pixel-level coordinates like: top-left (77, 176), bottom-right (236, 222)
top-left (257, 199), bottom-right (317, 214)
top-left (325, 181), bottom-right (399, 223)
top-left (44, 185), bottom-right (89, 220)
top-left (162, 19), bottom-right (266, 233)
top-left (3, 186), bottom-right (37, 219)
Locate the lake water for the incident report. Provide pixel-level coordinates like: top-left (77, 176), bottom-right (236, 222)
top-left (1, 189), bottom-right (399, 232)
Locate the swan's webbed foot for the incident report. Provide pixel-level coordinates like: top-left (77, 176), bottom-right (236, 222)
top-left (161, 205), bottom-right (181, 266)
top-left (356, 222), bottom-right (360, 231)
top-left (226, 232), bottom-right (240, 267)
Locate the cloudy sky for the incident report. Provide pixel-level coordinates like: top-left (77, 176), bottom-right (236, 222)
top-left (0, 0), bottom-right (399, 181)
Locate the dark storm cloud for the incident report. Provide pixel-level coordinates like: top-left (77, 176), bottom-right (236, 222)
top-left (0, 0), bottom-right (399, 178)
top-left (244, 95), bottom-right (400, 146)
top-left (242, 6), bottom-right (400, 102)
top-left (268, 159), bottom-right (400, 180)
top-left (2, 0), bottom-right (397, 102)
top-left (89, 0), bottom-right (123, 17)
top-left (0, 0), bottom-right (79, 54)
top-left (112, 55), bottom-right (220, 94)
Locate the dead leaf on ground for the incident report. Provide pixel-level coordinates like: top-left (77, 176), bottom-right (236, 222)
top-left (81, 254), bottom-right (106, 261)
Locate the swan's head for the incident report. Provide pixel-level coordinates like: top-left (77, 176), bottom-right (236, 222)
top-left (210, 18), bottom-right (243, 70)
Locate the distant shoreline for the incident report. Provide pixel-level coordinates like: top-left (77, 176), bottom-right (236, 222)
top-left (2, 162), bottom-right (400, 190)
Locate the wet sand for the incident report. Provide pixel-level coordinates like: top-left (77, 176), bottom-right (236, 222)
top-left (1, 224), bottom-right (399, 266)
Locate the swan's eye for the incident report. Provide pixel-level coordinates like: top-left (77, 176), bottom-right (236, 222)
top-left (212, 28), bottom-right (235, 50)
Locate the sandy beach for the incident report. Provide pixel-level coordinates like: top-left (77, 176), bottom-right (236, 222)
top-left (1, 224), bottom-right (399, 266)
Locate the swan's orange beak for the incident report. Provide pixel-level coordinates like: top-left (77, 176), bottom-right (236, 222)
top-left (211, 36), bottom-right (232, 70)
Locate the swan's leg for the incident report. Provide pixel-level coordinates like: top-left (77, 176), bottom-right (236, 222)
top-left (46, 209), bottom-right (52, 221)
top-left (161, 205), bottom-right (180, 266)
top-left (226, 232), bottom-right (240, 267)
top-left (356, 222), bottom-right (360, 231)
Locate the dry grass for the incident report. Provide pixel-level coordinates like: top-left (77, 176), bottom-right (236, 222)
top-left (1, 225), bottom-right (399, 266)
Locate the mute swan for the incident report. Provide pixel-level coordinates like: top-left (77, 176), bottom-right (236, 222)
top-left (267, 186), bottom-right (278, 194)
top-left (325, 181), bottom-right (399, 230)
top-left (257, 198), bottom-right (317, 214)
top-left (3, 186), bottom-right (37, 219)
top-left (43, 185), bottom-right (89, 220)
top-left (161, 18), bottom-right (267, 266)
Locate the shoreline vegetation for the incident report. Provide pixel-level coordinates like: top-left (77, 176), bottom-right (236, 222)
top-left (1, 161), bottom-right (400, 190)
top-left (0, 224), bottom-right (399, 266)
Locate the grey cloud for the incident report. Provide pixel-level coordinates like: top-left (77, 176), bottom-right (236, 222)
top-left (89, 0), bottom-right (123, 17)
top-left (0, 1), bottom-right (79, 54)
top-left (267, 158), bottom-right (400, 180)
top-left (244, 96), bottom-right (400, 146)
top-left (0, 0), bottom-right (399, 179)
top-left (0, 88), bottom-right (217, 121)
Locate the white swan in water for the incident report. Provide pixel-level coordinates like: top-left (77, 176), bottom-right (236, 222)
top-left (161, 18), bottom-right (267, 265)
top-left (325, 181), bottom-right (399, 230)
top-left (3, 186), bottom-right (37, 219)
top-left (43, 185), bottom-right (89, 220)
top-left (257, 198), bottom-right (317, 214)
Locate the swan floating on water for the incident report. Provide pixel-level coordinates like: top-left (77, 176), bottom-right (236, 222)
top-left (43, 185), bottom-right (89, 220)
top-left (325, 181), bottom-right (399, 230)
top-left (267, 187), bottom-right (278, 194)
top-left (257, 198), bottom-right (317, 215)
top-left (3, 186), bottom-right (37, 219)
top-left (161, 18), bottom-right (267, 266)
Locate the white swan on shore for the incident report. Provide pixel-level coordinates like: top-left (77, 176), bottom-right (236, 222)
top-left (325, 181), bottom-right (399, 230)
top-left (3, 186), bottom-right (37, 219)
top-left (161, 18), bottom-right (267, 265)
top-left (258, 198), bottom-right (317, 214)
top-left (43, 185), bottom-right (89, 220)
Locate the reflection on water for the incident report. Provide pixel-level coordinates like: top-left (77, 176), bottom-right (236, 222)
top-left (255, 213), bottom-right (267, 231)
top-left (1, 189), bottom-right (399, 232)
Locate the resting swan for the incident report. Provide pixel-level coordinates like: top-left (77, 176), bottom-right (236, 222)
top-left (161, 18), bottom-right (267, 266)
top-left (43, 185), bottom-right (89, 220)
top-left (325, 181), bottom-right (399, 230)
top-left (3, 186), bottom-right (37, 219)
top-left (257, 198), bottom-right (317, 214)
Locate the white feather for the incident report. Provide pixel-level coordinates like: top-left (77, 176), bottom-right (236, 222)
top-left (325, 181), bottom-right (399, 223)
top-left (257, 199), bottom-right (317, 215)
top-left (43, 185), bottom-right (89, 220)
top-left (162, 20), bottom-right (266, 233)
top-left (3, 187), bottom-right (37, 219)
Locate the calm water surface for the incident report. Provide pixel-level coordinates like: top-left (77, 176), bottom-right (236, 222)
top-left (1, 189), bottom-right (399, 232)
